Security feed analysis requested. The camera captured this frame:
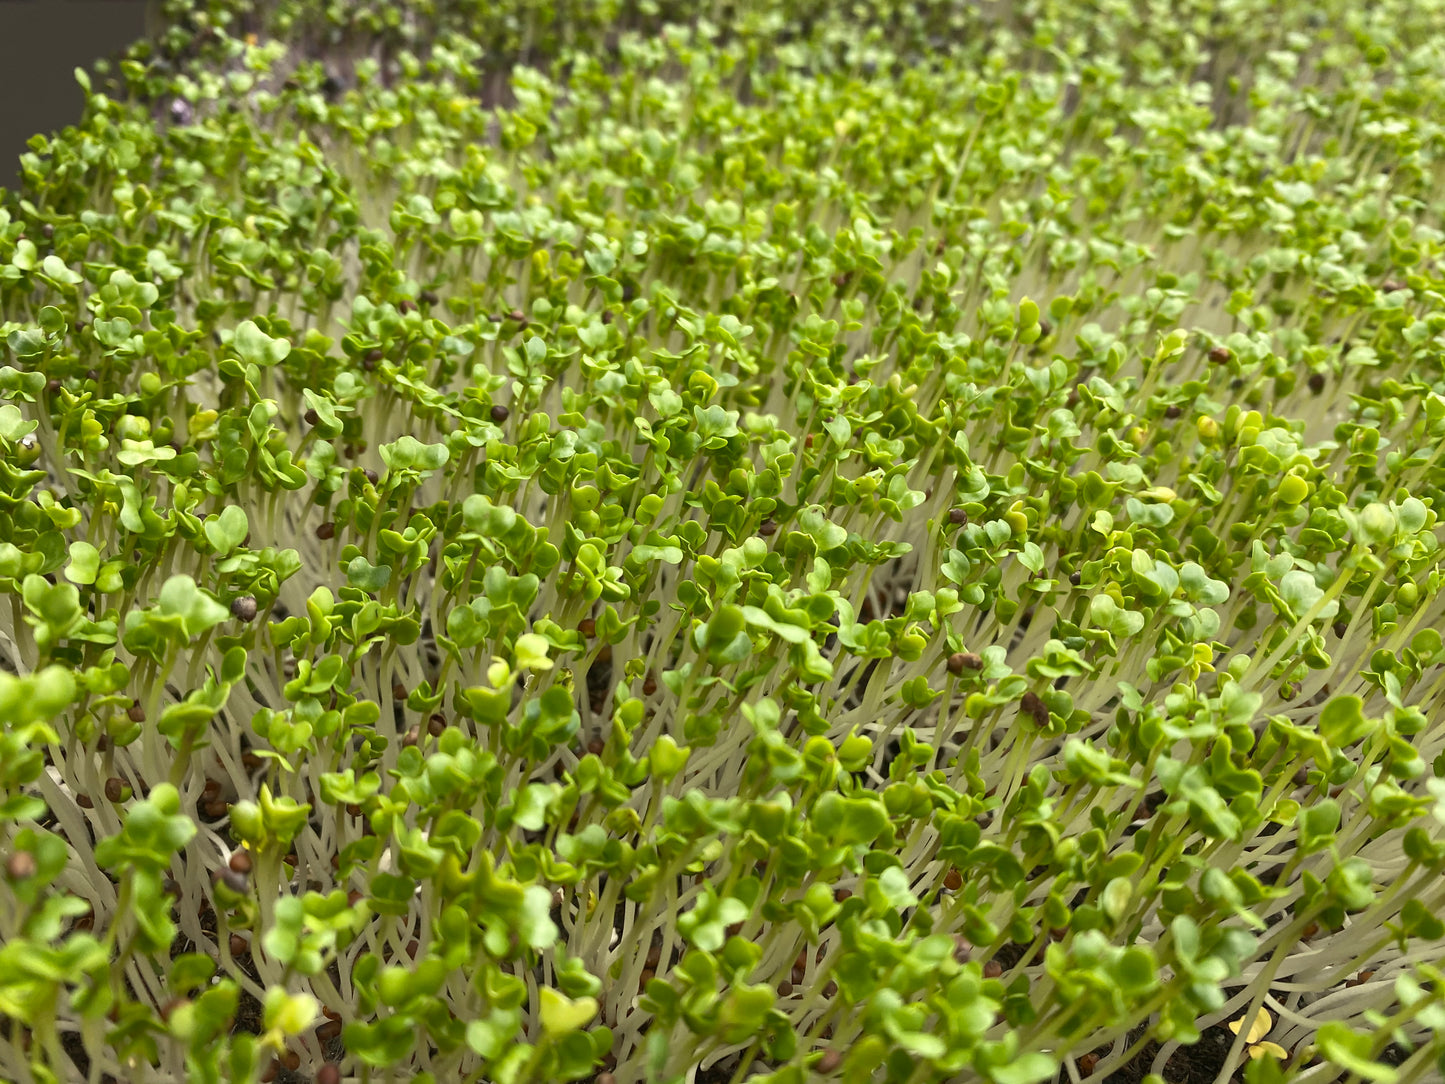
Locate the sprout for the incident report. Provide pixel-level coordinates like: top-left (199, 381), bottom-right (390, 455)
top-left (1230, 1008), bottom-right (1289, 1062)
top-left (1, 2), bottom-right (1445, 1084)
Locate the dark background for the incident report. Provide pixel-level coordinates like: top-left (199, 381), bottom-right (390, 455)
top-left (0, 1), bottom-right (152, 190)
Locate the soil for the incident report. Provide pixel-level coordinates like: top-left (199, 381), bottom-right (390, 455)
top-left (1096, 1024), bottom-right (1241, 1084)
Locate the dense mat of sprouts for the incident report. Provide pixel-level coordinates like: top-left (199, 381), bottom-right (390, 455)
top-left (4, 0), bottom-right (1445, 1082)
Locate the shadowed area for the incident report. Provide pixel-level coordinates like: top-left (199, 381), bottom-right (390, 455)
top-left (0, 0), bottom-right (150, 188)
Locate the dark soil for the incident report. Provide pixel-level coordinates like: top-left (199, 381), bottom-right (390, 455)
top-left (1092, 1026), bottom-right (1415, 1083)
top-left (1089, 1022), bottom-right (1394, 1084)
top-left (1099, 1023), bottom-right (1241, 1084)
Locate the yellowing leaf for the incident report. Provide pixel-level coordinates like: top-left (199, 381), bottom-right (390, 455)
top-left (263, 988), bottom-right (317, 1037)
top-left (1229, 1007), bottom-right (1273, 1044)
top-left (488, 658), bottom-right (512, 687)
top-left (514, 633), bottom-right (553, 671)
top-left (538, 986), bottom-right (598, 1036)
top-left (1249, 1042), bottom-right (1288, 1060)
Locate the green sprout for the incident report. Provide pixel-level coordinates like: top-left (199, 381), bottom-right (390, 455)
top-left (2, 1), bottom-right (1445, 1083)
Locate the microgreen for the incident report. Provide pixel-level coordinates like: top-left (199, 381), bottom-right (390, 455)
top-left (3, 1), bottom-right (1445, 1083)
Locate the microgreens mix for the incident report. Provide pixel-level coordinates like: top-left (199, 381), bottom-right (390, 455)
top-left (3, 1), bottom-right (1445, 1083)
